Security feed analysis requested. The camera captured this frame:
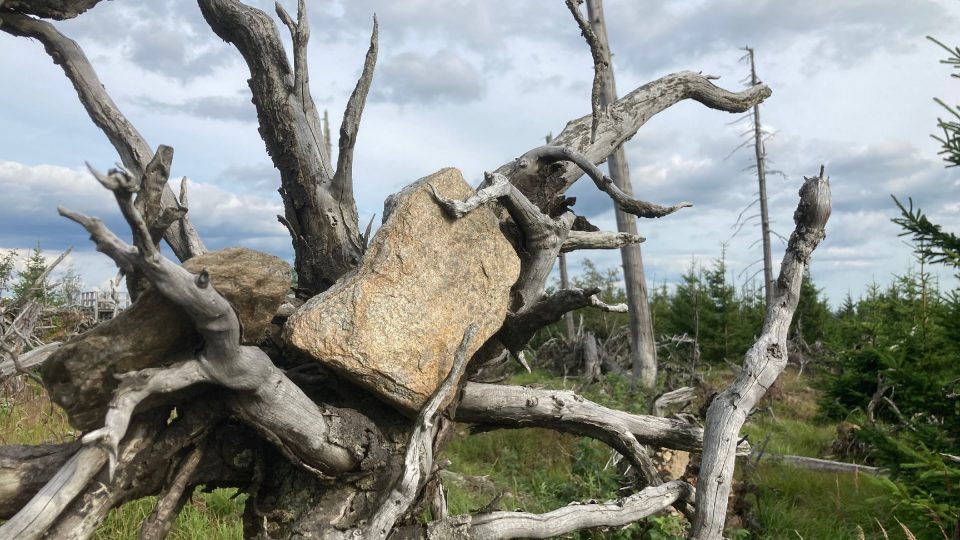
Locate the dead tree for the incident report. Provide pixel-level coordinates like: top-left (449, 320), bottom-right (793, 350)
top-left (0, 1), bottom-right (828, 539)
top-left (577, 0), bottom-right (662, 389)
top-left (746, 46), bottom-right (775, 307)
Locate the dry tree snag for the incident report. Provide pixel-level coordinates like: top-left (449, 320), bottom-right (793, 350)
top-left (0, 1), bottom-right (812, 538)
top-left (691, 169), bottom-right (831, 539)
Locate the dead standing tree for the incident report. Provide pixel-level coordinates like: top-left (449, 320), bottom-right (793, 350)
top-left (0, 1), bottom-right (829, 539)
top-left (579, 0), bottom-right (661, 390)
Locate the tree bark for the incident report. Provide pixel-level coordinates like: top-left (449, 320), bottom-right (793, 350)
top-left (198, 0), bottom-right (375, 297)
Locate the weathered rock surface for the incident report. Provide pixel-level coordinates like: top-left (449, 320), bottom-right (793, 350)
top-left (42, 248), bottom-right (291, 431)
top-left (284, 168), bottom-right (520, 414)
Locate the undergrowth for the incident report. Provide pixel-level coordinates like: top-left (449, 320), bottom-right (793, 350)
top-left (1, 367), bottom-right (947, 538)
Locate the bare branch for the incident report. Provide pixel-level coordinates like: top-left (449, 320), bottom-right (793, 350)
top-left (334, 15), bottom-right (378, 197)
top-left (0, 341), bottom-right (61, 380)
top-left (429, 173), bottom-right (513, 218)
top-left (0, 12), bottom-right (205, 260)
top-left (457, 382), bottom-right (750, 455)
top-left (0, 446), bottom-right (106, 540)
top-left (561, 229), bottom-right (644, 252)
top-left (408, 481), bottom-right (693, 539)
top-left (429, 171), bottom-right (574, 311)
top-left (691, 168), bottom-right (830, 539)
top-left (514, 145), bottom-right (691, 218)
top-left (496, 71), bottom-right (771, 210)
top-left (199, 0), bottom-right (364, 294)
top-left (81, 360), bottom-right (210, 478)
top-left (138, 444), bottom-right (206, 540)
top-left (496, 287), bottom-right (625, 353)
top-left (1, 0), bottom-right (104, 19)
top-left (564, 0), bottom-right (607, 142)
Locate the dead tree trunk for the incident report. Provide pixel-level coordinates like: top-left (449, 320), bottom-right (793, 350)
top-left (583, 0), bottom-right (659, 389)
top-left (0, 2), bottom-right (797, 538)
top-left (746, 46), bottom-right (775, 308)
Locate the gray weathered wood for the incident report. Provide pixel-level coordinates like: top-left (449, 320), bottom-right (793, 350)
top-left (691, 169), bottom-right (831, 539)
top-left (0, 447), bottom-right (106, 540)
top-left (0, 442), bottom-right (78, 520)
top-left (1, 0), bottom-right (103, 19)
top-left (469, 481), bottom-right (692, 539)
top-left (498, 72), bottom-right (771, 212)
top-left (366, 325), bottom-right (476, 538)
top-left (761, 454), bottom-right (882, 476)
top-left (561, 230), bottom-right (644, 252)
top-left (199, 0), bottom-right (376, 296)
top-left (456, 382), bottom-right (750, 456)
top-left (745, 47), bottom-right (775, 308)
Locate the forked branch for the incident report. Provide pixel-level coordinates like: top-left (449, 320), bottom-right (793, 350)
top-left (496, 71), bottom-right (772, 211)
top-left (513, 145), bottom-right (691, 218)
top-left (0, 10), bottom-right (204, 260)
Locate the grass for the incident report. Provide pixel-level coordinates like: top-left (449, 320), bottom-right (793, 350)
top-left (746, 462), bottom-right (932, 539)
top-left (741, 418), bottom-right (835, 457)
top-left (0, 379), bottom-right (76, 445)
top-left (1, 367), bottom-right (947, 539)
top-left (94, 489), bottom-right (245, 540)
top-left (737, 368), bottom-right (943, 539)
top-left (0, 378), bottom-right (245, 539)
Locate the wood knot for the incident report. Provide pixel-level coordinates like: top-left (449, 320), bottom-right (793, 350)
top-left (766, 343), bottom-right (783, 359)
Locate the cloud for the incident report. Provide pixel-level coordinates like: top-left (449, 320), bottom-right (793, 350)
top-left (127, 26), bottom-right (232, 82)
top-left (217, 163), bottom-right (280, 192)
top-left (130, 94), bottom-right (256, 122)
top-left (0, 160), bottom-right (292, 263)
top-left (59, 0), bottom-right (235, 82)
top-left (602, 0), bottom-right (954, 76)
top-left (372, 50), bottom-right (485, 105)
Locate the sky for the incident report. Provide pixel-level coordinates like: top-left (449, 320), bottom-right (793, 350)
top-left (1, 0), bottom-right (959, 306)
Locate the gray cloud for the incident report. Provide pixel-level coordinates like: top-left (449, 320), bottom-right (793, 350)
top-left (601, 0), bottom-right (954, 76)
top-left (127, 26), bottom-right (232, 82)
top-left (130, 94), bottom-right (256, 122)
top-left (372, 50), bottom-right (484, 105)
top-left (0, 160), bottom-right (291, 261)
top-left (59, 0), bottom-right (235, 82)
top-left (218, 163), bottom-right (280, 192)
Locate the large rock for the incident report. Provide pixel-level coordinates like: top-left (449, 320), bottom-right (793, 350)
top-left (284, 168), bottom-right (520, 414)
top-left (42, 248), bottom-right (291, 431)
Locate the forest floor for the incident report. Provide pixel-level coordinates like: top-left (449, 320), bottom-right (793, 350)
top-left (0, 366), bottom-right (937, 539)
